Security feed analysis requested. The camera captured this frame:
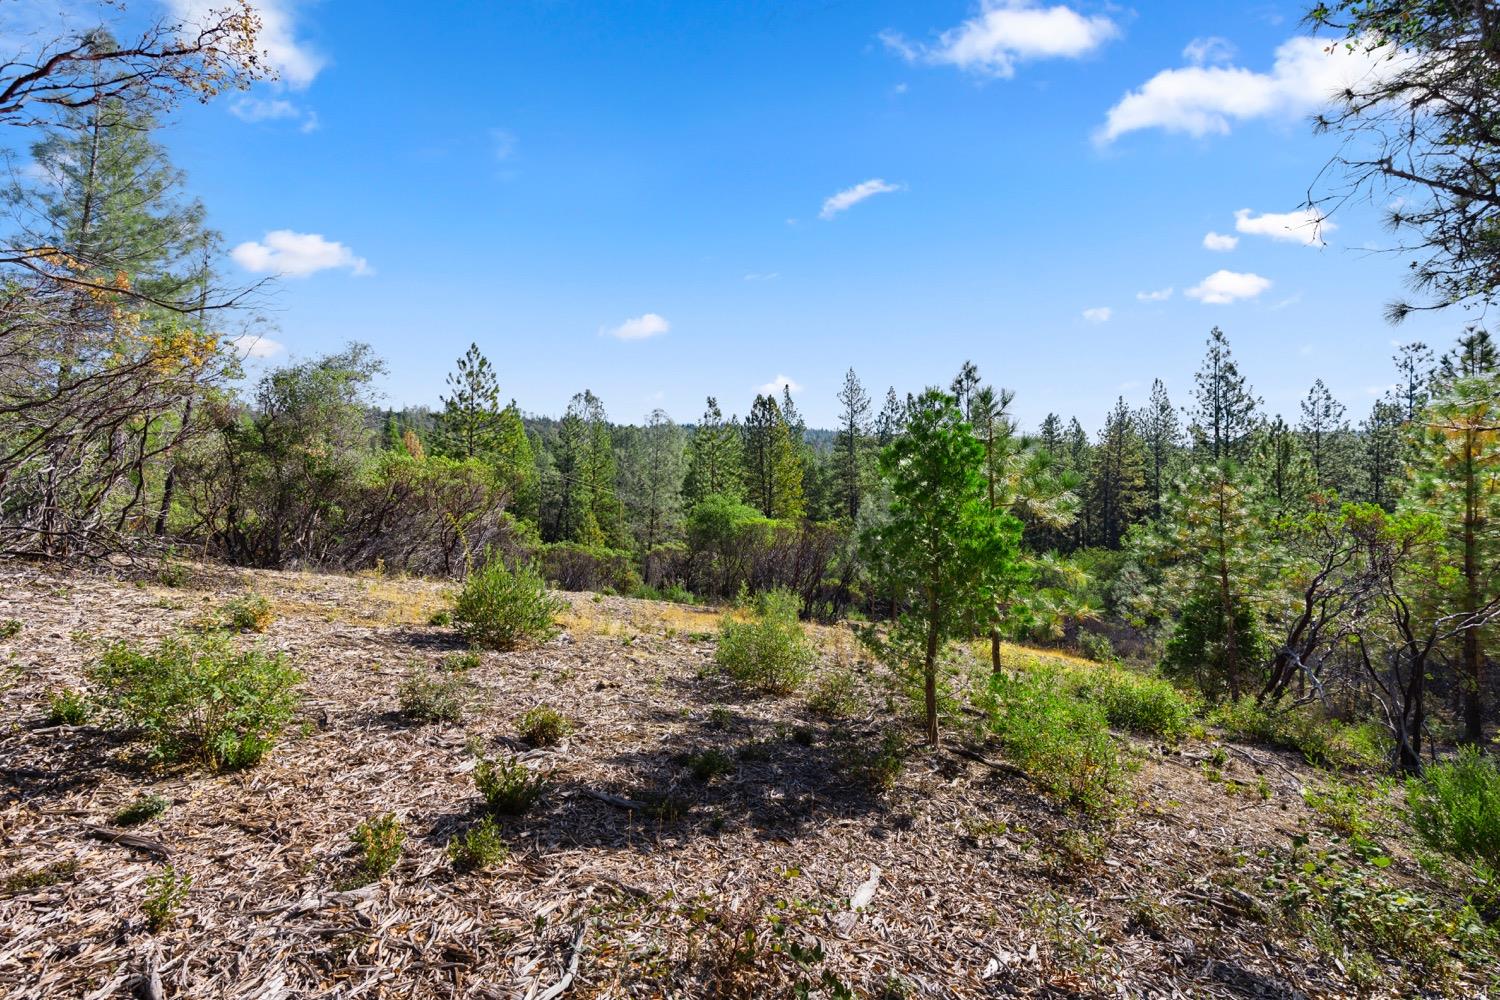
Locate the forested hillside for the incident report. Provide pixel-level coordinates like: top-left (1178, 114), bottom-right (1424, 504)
top-left (2, 1), bottom-right (1500, 997)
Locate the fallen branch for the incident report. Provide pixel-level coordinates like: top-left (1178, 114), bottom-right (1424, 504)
top-left (83, 825), bottom-right (170, 861)
top-left (536, 921), bottom-right (589, 1000)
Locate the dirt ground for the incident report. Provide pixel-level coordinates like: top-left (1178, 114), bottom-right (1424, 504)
top-left (0, 560), bottom-right (1490, 999)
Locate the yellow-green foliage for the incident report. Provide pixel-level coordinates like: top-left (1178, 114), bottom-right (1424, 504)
top-left (350, 812), bottom-right (405, 880)
top-left (986, 669), bottom-right (1124, 815)
top-left (454, 555), bottom-right (566, 651)
top-left (1007, 651), bottom-right (1197, 742)
top-left (1211, 699), bottom-right (1388, 770)
top-left (517, 704), bottom-right (572, 747)
top-left (222, 591), bottom-right (275, 633)
top-left (714, 589), bottom-right (815, 695)
top-left (1407, 747), bottom-right (1500, 871)
top-left (474, 755), bottom-right (547, 815)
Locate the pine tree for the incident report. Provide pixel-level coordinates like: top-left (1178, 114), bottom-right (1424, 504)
top-left (834, 367), bottom-right (871, 522)
top-left (875, 387), bottom-right (904, 446)
top-left (1393, 341), bottom-right (1435, 423)
top-left (949, 360), bottom-right (981, 422)
top-left (623, 408), bottom-right (684, 551)
top-left (1252, 416), bottom-right (1313, 516)
top-left (576, 391), bottom-right (627, 547)
top-left (743, 394), bottom-right (804, 520)
top-left (1414, 328), bottom-right (1500, 744)
top-left (1188, 328), bottom-right (1261, 461)
top-left (1089, 397), bottom-right (1147, 548)
top-left (1298, 378), bottom-right (1353, 493)
top-left (437, 343), bottom-right (504, 460)
top-left (1359, 398), bottom-right (1405, 510)
top-left (1137, 378), bottom-right (1180, 518)
top-left (1038, 413), bottom-right (1064, 455)
top-left (683, 397), bottom-right (744, 506)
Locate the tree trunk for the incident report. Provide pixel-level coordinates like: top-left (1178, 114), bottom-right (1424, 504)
top-left (925, 587), bottom-right (940, 748)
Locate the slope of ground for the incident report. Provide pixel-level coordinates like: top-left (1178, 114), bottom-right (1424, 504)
top-left (0, 561), bottom-right (1492, 999)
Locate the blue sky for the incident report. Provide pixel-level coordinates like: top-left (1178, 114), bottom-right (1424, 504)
top-left (23, 0), bottom-right (1474, 430)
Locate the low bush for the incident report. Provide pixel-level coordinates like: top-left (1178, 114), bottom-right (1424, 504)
top-left (1069, 667), bottom-right (1197, 742)
top-left (685, 747), bottom-right (734, 782)
top-left (1211, 699), bottom-right (1388, 770)
top-left (1077, 632), bottom-right (1118, 664)
top-left (714, 588), bottom-right (815, 695)
top-left (807, 668), bottom-right (859, 718)
top-left (1407, 747), bottom-right (1500, 872)
top-left (447, 816), bottom-right (509, 872)
top-left (633, 582), bottom-right (697, 604)
top-left (222, 591), bottom-right (274, 633)
top-left (838, 729), bottom-right (906, 791)
top-left (517, 705), bottom-right (572, 747)
top-left (539, 542), bottom-right (640, 593)
top-left (350, 812), bottom-right (405, 880)
top-left (0, 619), bottom-right (21, 639)
top-left (987, 671), bottom-right (1123, 815)
top-left (113, 794), bottom-right (170, 827)
top-left (454, 553), bottom-right (565, 651)
top-left (397, 670), bottom-right (470, 724)
top-left (474, 755), bottom-right (547, 816)
top-left (142, 866), bottom-right (191, 932)
top-left (440, 650), bottom-right (481, 672)
top-left (45, 688), bottom-right (93, 725)
top-left (89, 633), bottom-right (301, 771)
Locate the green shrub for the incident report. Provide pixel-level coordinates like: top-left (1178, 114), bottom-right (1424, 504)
top-left (714, 589), bottom-right (815, 695)
top-left (45, 688), bottom-right (93, 725)
top-left (428, 609), bottom-right (453, 626)
top-left (440, 650), bottom-right (481, 672)
top-left (1407, 748), bottom-right (1500, 871)
top-left (840, 729), bottom-right (906, 791)
top-left (454, 554), bottom-right (565, 651)
top-left (707, 705), bottom-right (733, 730)
top-left (113, 794), bottom-right (170, 827)
top-left (517, 705), bottom-right (572, 747)
top-left (447, 816), bottom-right (509, 872)
top-left (1077, 632), bottom-right (1118, 664)
top-left (633, 582), bottom-right (696, 604)
top-left (350, 813), bottom-right (405, 880)
top-left (540, 541), bottom-right (641, 593)
top-left (89, 633), bottom-right (301, 771)
top-left (807, 668), bottom-right (859, 718)
top-left (1211, 699), bottom-right (1387, 770)
top-left (142, 866), bottom-right (191, 932)
top-left (1, 859), bottom-right (79, 894)
top-left (1071, 667), bottom-right (1196, 742)
top-left (685, 747), bottom-right (734, 782)
top-left (222, 591), bottom-right (274, 633)
top-left (0, 618), bottom-right (21, 640)
top-left (1303, 778), bottom-right (1382, 839)
top-left (397, 670), bottom-right (470, 724)
top-left (988, 671), bottom-right (1123, 815)
top-left (475, 755), bottom-right (547, 816)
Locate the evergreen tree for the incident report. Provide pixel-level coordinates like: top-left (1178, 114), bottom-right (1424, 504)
top-left (1298, 378), bottom-right (1353, 493)
top-left (1394, 341), bottom-right (1435, 422)
top-left (1360, 398), bottom-right (1406, 510)
top-left (862, 388), bottom-right (1023, 746)
top-left (875, 387), bottom-right (904, 446)
top-left (949, 360), bottom-right (981, 421)
top-left (1412, 328), bottom-right (1500, 744)
top-left (623, 408), bottom-right (684, 551)
top-left (1252, 416), bottom-right (1313, 517)
top-left (1137, 378), bottom-right (1180, 518)
top-left (576, 391), bottom-right (627, 547)
top-left (683, 397), bottom-right (744, 506)
top-left (1188, 328), bottom-right (1261, 461)
top-left (1089, 397), bottom-right (1147, 548)
top-left (834, 367), bottom-right (871, 522)
top-left (1038, 413), bottom-right (1064, 455)
top-left (437, 343), bottom-right (504, 460)
top-left (743, 394), bottom-right (805, 520)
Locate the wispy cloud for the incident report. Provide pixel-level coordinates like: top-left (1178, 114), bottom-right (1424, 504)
top-left (882, 0), bottom-right (1118, 79)
top-left (1203, 231), bottom-right (1239, 252)
top-left (230, 230), bottom-right (369, 278)
top-left (1082, 306), bottom-right (1112, 323)
top-left (820, 179), bottom-right (903, 220)
top-left (743, 272), bottom-right (780, 282)
top-left (758, 374), bottom-right (802, 395)
top-left (230, 96), bottom-right (318, 132)
top-left (1136, 287), bottom-right (1173, 302)
top-left (602, 313), bottom-right (671, 341)
top-left (227, 333), bottom-right (285, 359)
top-left (1185, 270), bottom-right (1271, 304)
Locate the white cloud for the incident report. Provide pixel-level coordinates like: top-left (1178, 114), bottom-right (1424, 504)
top-left (166, 0), bottom-right (324, 88)
top-left (230, 230), bottom-right (370, 278)
top-left (820, 178), bottom-right (903, 220)
top-left (1136, 287), bottom-right (1173, 302)
top-left (743, 272), bottom-right (780, 281)
top-left (1182, 36), bottom-right (1235, 65)
top-left (882, 0), bottom-right (1118, 78)
top-left (1097, 35), bottom-right (1406, 143)
top-left (1234, 207), bottom-right (1335, 246)
top-left (758, 374), bottom-right (802, 395)
top-left (602, 313), bottom-right (670, 341)
top-left (1082, 306), bottom-right (1112, 323)
top-left (1185, 269), bottom-right (1272, 304)
top-left (227, 333), bottom-right (285, 359)
top-left (230, 96), bottom-right (318, 131)
top-left (1203, 231), bottom-right (1239, 252)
